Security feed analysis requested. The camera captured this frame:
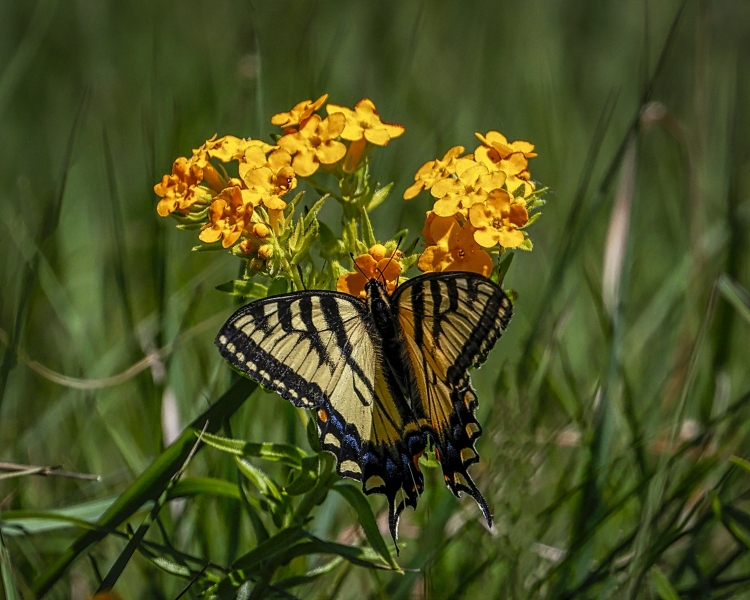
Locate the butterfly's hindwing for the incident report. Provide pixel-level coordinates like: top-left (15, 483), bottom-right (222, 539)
top-left (393, 272), bottom-right (512, 524)
top-left (216, 290), bottom-right (426, 543)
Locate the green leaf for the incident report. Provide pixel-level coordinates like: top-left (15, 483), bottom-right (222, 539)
top-left (274, 557), bottom-right (344, 589)
top-left (318, 221), bottom-right (345, 259)
top-left (360, 208), bottom-right (377, 248)
top-left (731, 455), bottom-right (750, 475)
top-left (235, 458), bottom-right (285, 505)
top-left (509, 182), bottom-right (527, 198)
top-left (517, 234), bottom-right (533, 251)
top-left (192, 241), bottom-right (225, 252)
top-left (284, 456), bottom-right (320, 496)
top-left (1, 496), bottom-right (118, 536)
top-left (303, 196), bottom-right (328, 230)
top-left (0, 533), bottom-right (20, 600)
top-left (268, 277), bottom-right (289, 297)
top-left (399, 253), bottom-right (419, 271)
top-left (274, 535), bottom-right (393, 571)
top-left (201, 432), bottom-right (308, 469)
top-left (718, 274), bottom-right (750, 325)
top-left (494, 252), bottom-right (514, 285)
top-left (367, 182), bottom-right (393, 211)
top-left (522, 211), bottom-right (541, 228)
top-left (650, 565), bottom-right (680, 600)
top-left (306, 417), bottom-right (321, 453)
top-left (287, 218), bottom-right (303, 251)
top-left (215, 280), bottom-right (269, 299)
top-left (173, 205), bottom-right (210, 224)
top-left (418, 449), bottom-right (441, 468)
top-left (231, 527), bottom-right (308, 572)
top-left (174, 221), bottom-right (206, 230)
top-left (32, 378), bottom-right (257, 597)
top-left (332, 484), bottom-right (400, 571)
top-left (169, 477), bottom-right (242, 501)
top-left (291, 219), bottom-right (319, 265)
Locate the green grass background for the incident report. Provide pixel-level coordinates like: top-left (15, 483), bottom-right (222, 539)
top-left (1, 0), bottom-right (750, 598)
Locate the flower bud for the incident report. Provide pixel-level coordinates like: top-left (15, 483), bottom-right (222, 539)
top-left (258, 244), bottom-right (274, 259)
top-left (252, 223), bottom-right (271, 239)
top-left (369, 244), bottom-right (387, 261)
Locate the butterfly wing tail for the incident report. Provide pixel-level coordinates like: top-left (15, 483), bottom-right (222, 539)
top-left (432, 384), bottom-right (493, 528)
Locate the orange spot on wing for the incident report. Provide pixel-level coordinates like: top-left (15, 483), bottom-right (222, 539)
top-left (317, 409), bottom-right (328, 422)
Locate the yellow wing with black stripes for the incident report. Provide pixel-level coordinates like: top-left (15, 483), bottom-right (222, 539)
top-left (215, 291), bottom-right (426, 542)
top-left (392, 272), bottom-right (513, 525)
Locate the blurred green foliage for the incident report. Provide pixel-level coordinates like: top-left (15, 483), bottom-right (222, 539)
top-left (1, 0), bottom-right (750, 598)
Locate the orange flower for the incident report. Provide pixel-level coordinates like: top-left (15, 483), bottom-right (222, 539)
top-left (430, 158), bottom-right (506, 218)
top-left (337, 244), bottom-right (402, 299)
top-left (271, 94), bottom-right (328, 131)
top-left (277, 114), bottom-right (347, 177)
top-left (198, 185), bottom-right (256, 248)
top-left (403, 146), bottom-right (465, 200)
top-left (154, 157), bottom-right (206, 216)
top-left (326, 99), bottom-right (404, 146)
top-left (418, 217), bottom-right (493, 277)
top-left (468, 189), bottom-right (529, 249)
top-left (239, 147), bottom-right (297, 211)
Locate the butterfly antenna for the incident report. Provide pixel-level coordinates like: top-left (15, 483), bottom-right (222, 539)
top-left (379, 236), bottom-right (404, 290)
top-left (350, 253), bottom-right (368, 279)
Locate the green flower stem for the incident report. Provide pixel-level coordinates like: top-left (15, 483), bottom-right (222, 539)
top-left (270, 235), bottom-right (304, 291)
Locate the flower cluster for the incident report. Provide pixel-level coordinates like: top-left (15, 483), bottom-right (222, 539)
top-left (155, 95), bottom-right (543, 299)
top-left (405, 132), bottom-right (542, 277)
top-left (155, 96), bottom-right (405, 289)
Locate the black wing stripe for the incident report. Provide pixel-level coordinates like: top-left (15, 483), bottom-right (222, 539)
top-left (319, 295), bottom-right (377, 402)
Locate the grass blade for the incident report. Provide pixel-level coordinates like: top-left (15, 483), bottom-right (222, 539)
top-left (32, 377), bottom-right (256, 597)
top-left (333, 483), bottom-right (400, 571)
top-left (0, 532), bottom-right (20, 600)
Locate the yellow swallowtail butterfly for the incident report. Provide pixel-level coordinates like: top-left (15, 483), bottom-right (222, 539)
top-left (216, 271), bottom-right (512, 544)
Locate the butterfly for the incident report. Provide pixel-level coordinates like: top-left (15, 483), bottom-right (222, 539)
top-left (215, 271), bottom-right (513, 545)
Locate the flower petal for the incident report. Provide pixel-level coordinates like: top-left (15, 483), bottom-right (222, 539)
top-left (292, 150), bottom-right (319, 177)
top-left (337, 272), bottom-right (368, 299)
top-left (509, 203), bottom-right (529, 227)
top-left (315, 140), bottom-right (347, 165)
top-left (433, 196), bottom-right (462, 218)
top-left (497, 229), bottom-right (525, 248)
top-left (364, 128), bottom-right (391, 146)
top-left (473, 227), bottom-right (499, 248)
top-left (403, 180), bottom-right (425, 200)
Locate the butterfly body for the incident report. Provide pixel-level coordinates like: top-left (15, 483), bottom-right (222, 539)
top-left (216, 271), bottom-right (512, 544)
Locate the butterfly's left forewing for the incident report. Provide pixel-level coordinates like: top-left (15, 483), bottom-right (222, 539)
top-left (393, 272), bottom-right (512, 525)
top-left (216, 291), bottom-right (425, 542)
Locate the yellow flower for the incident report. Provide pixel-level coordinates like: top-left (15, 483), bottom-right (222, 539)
top-left (326, 98), bottom-right (405, 146)
top-left (198, 185), bottom-right (256, 248)
top-left (403, 146), bottom-right (465, 200)
top-left (277, 114), bottom-right (347, 177)
top-left (418, 217), bottom-right (493, 276)
top-left (203, 135), bottom-right (275, 163)
top-left (430, 158), bottom-right (506, 218)
top-left (475, 131), bottom-right (537, 159)
top-left (468, 189), bottom-right (529, 249)
top-left (154, 157), bottom-right (206, 216)
top-left (474, 131), bottom-right (536, 197)
top-left (239, 148), bottom-right (297, 211)
top-left (337, 244), bottom-right (402, 299)
top-left (271, 94), bottom-right (328, 131)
